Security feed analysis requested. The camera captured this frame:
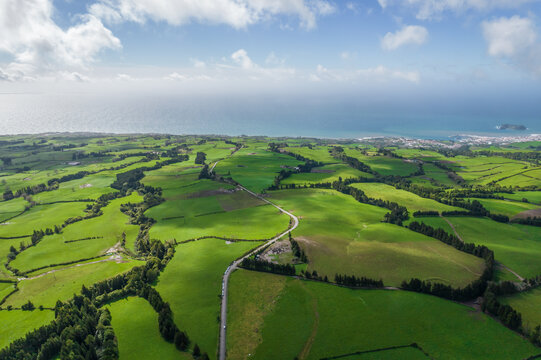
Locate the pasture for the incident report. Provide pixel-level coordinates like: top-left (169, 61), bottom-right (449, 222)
top-left (11, 193), bottom-right (142, 272)
top-left (156, 238), bottom-right (262, 358)
top-left (465, 198), bottom-right (539, 217)
top-left (351, 183), bottom-right (461, 213)
top-left (227, 270), bottom-right (538, 360)
top-left (497, 191), bottom-right (541, 205)
top-left (0, 310), bottom-right (55, 350)
top-left (269, 189), bottom-right (484, 287)
top-left (4, 259), bottom-right (141, 308)
top-left (107, 297), bottom-right (191, 360)
top-left (500, 288), bottom-right (541, 331)
top-left (282, 146), bottom-right (337, 163)
top-left (214, 147), bottom-right (301, 193)
top-left (343, 149), bottom-right (419, 176)
top-left (0, 201), bottom-right (88, 238)
top-left (440, 217), bottom-right (541, 280)
top-left (281, 163), bottom-right (373, 186)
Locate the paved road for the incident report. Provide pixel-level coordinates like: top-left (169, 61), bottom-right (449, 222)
top-left (218, 185), bottom-right (299, 360)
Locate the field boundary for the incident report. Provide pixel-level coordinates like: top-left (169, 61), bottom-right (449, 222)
top-left (319, 343), bottom-right (432, 359)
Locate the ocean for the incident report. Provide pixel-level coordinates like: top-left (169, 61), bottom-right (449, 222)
top-left (1, 92), bottom-right (539, 139)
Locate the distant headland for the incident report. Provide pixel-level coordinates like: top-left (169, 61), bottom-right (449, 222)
top-left (496, 124), bottom-right (527, 131)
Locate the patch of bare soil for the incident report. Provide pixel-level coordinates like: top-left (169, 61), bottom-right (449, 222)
top-left (513, 208), bottom-right (541, 220)
top-left (247, 152), bottom-right (257, 155)
top-left (79, 183), bottom-right (92, 189)
top-left (310, 168), bottom-right (334, 173)
top-left (185, 188), bottom-right (237, 199)
top-left (23, 177), bottom-right (32, 181)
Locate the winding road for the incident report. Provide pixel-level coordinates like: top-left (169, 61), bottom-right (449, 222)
top-left (218, 184), bottom-right (299, 360)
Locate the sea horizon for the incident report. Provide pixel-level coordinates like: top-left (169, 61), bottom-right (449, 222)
top-left (1, 93), bottom-right (539, 141)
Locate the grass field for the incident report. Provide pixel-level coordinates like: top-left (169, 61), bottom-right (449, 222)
top-left (437, 217), bottom-right (541, 279)
top-left (32, 173), bottom-right (116, 203)
top-left (215, 147), bottom-right (301, 193)
top-left (419, 163), bottom-right (457, 187)
top-left (0, 310), bottom-right (55, 350)
top-left (269, 189), bottom-right (484, 287)
top-left (156, 238), bottom-right (262, 359)
top-left (227, 270), bottom-right (538, 360)
top-left (344, 149), bottom-right (419, 176)
top-left (466, 198), bottom-right (540, 217)
top-left (452, 156), bottom-right (536, 186)
top-left (281, 163), bottom-right (373, 186)
top-left (4, 259), bottom-right (141, 308)
top-left (0, 197), bottom-right (28, 222)
top-left (150, 203), bottom-right (289, 242)
top-left (497, 191), bottom-right (541, 205)
top-left (0, 201), bottom-right (88, 238)
top-left (500, 288), bottom-right (541, 331)
top-left (282, 146), bottom-right (337, 163)
top-left (1, 135), bottom-right (540, 357)
top-left (351, 183), bottom-right (461, 213)
top-left (11, 193), bottom-right (142, 272)
top-left (107, 297), bottom-right (192, 360)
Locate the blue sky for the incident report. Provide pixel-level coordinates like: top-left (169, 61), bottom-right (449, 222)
top-left (1, 0), bottom-right (541, 104)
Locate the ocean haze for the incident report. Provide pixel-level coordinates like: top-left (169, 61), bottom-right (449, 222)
top-left (0, 91), bottom-right (539, 139)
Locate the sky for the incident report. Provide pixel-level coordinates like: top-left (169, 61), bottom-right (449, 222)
top-left (0, 0), bottom-right (541, 130)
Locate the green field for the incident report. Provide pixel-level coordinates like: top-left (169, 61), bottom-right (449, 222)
top-left (344, 149), bottom-right (419, 176)
top-left (497, 191), bottom-right (541, 205)
top-left (0, 310), bottom-right (55, 350)
top-left (452, 156), bottom-right (538, 186)
top-left (281, 163), bottom-right (373, 186)
top-left (0, 197), bottom-right (28, 222)
top-left (215, 147), bottom-right (301, 193)
top-left (4, 259), bottom-right (141, 308)
top-left (500, 288), bottom-right (541, 331)
top-left (1, 134), bottom-right (541, 358)
top-left (108, 297), bottom-right (192, 360)
top-left (283, 146), bottom-right (338, 163)
top-left (0, 201), bottom-right (88, 238)
top-left (156, 238), bottom-right (262, 358)
top-left (11, 193), bottom-right (142, 272)
top-left (351, 183), bottom-right (461, 213)
top-left (227, 269), bottom-right (538, 360)
top-left (466, 198), bottom-right (540, 217)
top-left (269, 189), bottom-right (484, 287)
top-left (433, 217), bottom-right (541, 279)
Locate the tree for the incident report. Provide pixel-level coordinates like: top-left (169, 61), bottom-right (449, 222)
top-left (193, 344), bottom-right (201, 357)
top-left (3, 189), bottom-right (13, 200)
top-left (22, 300), bottom-right (35, 311)
top-left (195, 152), bottom-right (207, 164)
top-left (1, 157), bottom-right (12, 166)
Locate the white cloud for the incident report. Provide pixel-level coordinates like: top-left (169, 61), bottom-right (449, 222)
top-left (231, 49), bottom-right (256, 69)
top-left (309, 64), bottom-right (420, 83)
top-left (265, 52), bottom-right (286, 66)
top-left (357, 65), bottom-right (420, 83)
top-left (482, 16), bottom-right (536, 57)
top-left (380, 0), bottom-right (539, 20)
top-left (191, 59), bottom-right (207, 68)
top-left (90, 0), bottom-right (335, 30)
top-left (381, 25), bottom-right (428, 50)
top-left (116, 73), bottom-right (136, 81)
top-left (0, 0), bottom-right (120, 79)
top-left (482, 15), bottom-right (541, 76)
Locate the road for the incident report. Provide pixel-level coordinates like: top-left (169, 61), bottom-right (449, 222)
top-left (218, 184), bottom-right (299, 360)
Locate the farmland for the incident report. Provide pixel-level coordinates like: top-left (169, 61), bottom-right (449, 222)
top-left (227, 270), bottom-right (538, 359)
top-left (0, 133), bottom-right (540, 360)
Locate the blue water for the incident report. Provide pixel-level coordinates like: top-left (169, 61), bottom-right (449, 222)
top-left (0, 92), bottom-right (539, 139)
